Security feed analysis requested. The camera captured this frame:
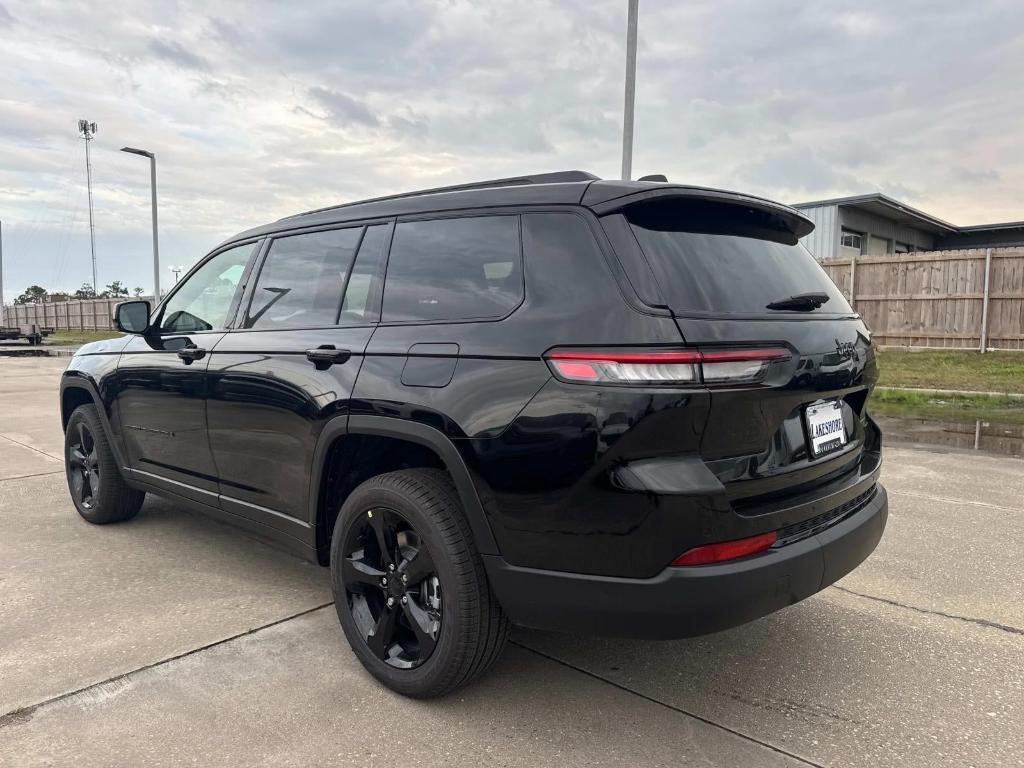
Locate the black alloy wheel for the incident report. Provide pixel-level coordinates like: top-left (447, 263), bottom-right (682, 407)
top-left (342, 506), bottom-right (442, 669)
top-left (67, 420), bottom-right (100, 510)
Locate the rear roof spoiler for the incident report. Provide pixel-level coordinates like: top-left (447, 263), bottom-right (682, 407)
top-left (582, 183), bottom-right (815, 240)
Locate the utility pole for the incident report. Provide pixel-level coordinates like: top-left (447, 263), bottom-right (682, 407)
top-left (121, 147), bottom-right (160, 299)
top-left (621, 0), bottom-right (639, 181)
top-left (78, 119), bottom-right (99, 295)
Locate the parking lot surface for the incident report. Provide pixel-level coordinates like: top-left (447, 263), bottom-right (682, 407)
top-left (1, 357), bottom-right (1021, 767)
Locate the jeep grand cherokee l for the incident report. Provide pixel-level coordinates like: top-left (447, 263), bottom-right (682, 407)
top-left (60, 171), bottom-right (887, 697)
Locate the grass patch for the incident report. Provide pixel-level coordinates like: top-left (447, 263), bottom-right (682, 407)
top-left (876, 349), bottom-right (1024, 394)
top-left (46, 330), bottom-right (123, 345)
top-left (871, 388), bottom-right (1024, 425)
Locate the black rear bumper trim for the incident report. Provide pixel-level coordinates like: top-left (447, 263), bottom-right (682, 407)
top-left (484, 483), bottom-right (888, 640)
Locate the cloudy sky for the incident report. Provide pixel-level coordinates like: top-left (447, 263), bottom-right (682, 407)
top-left (1, 0), bottom-right (1022, 300)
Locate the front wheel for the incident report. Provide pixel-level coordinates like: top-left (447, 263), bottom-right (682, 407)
top-left (65, 405), bottom-right (144, 524)
top-left (330, 469), bottom-right (508, 698)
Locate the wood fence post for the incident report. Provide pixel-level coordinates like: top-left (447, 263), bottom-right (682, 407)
top-left (849, 256), bottom-right (857, 310)
top-left (979, 247), bottom-right (993, 353)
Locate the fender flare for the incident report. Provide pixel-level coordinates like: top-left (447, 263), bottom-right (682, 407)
top-left (308, 414), bottom-right (499, 556)
top-left (59, 376), bottom-right (129, 470)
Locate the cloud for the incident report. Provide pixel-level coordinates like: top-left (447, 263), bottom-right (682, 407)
top-left (1, 0), bottom-right (1023, 301)
top-left (148, 38), bottom-right (209, 71)
top-left (306, 86), bottom-right (379, 127)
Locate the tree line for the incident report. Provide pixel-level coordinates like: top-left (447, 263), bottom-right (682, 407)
top-left (13, 281), bottom-right (145, 304)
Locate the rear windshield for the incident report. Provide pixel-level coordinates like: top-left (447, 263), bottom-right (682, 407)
top-left (622, 199), bottom-right (851, 315)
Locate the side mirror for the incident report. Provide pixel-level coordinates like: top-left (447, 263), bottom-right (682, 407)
top-left (114, 300), bottom-right (151, 334)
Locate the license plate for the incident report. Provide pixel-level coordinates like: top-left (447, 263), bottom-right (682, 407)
top-left (805, 400), bottom-right (847, 458)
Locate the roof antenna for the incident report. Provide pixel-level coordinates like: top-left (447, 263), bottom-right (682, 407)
top-left (638, 174), bottom-right (668, 182)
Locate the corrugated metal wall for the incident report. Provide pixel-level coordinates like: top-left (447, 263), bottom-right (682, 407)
top-left (838, 208), bottom-right (936, 251)
top-left (797, 204), bottom-right (838, 258)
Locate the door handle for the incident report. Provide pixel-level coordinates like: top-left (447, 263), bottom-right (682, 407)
top-left (176, 347), bottom-right (207, 364)
top-left (305, 346), bottom-right (352, 369)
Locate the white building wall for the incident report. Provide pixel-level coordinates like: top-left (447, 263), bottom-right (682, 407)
top-left (796, 204), bottom-right (839, 259)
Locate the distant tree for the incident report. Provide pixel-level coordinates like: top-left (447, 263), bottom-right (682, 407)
top-left (100, 280), bottom-right (129, 298)
top-left (74, 283), bottom-right (97, 299)
top-left (133, 286), bottom-right (144, 297)
top-left (14, 285), bottom-right (48, 304)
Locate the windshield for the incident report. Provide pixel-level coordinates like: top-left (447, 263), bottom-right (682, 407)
top-left (624, 199), bottom-right (852, 316)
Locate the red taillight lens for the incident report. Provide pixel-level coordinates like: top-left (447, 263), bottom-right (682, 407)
top-left (546, 349), bottom-right (702, 385)
top-left (671, 531), bottom-right (778, 566)
top-left (544, 348), bottom-right (790, 385)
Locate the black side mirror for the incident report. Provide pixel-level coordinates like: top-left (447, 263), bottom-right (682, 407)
top-left (114, 300), bottom-right (151, 334)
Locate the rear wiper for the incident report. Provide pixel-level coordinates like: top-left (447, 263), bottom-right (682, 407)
top-left (765, 292), bottom-right (831, 311)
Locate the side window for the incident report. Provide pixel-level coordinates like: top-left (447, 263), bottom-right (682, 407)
top-left (339, 224), bottom-right (389, 324)
top-left (244, 227), bottom-right (362, 330)
top-left (382, 216), bottom-right (522, 323)
top-left (159, 243), bottom-right (254, 333)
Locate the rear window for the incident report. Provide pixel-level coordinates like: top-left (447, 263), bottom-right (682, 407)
top-left (622, 199), bottom-right (851, 315)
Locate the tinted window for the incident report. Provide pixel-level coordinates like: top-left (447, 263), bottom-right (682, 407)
top-left (339, 224), bottom-right (389, 324)
top-left (245, 227), bottom-right (362, 329)
top-left (160, 243), bottom-right (254, 333)
top-left (624, 199), bottom-right (851, 315)
top-left (382, 216), bottom-right (522, 322)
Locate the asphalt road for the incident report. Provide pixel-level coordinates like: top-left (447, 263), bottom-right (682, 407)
top-left (1, 357), bottom-right (1021, 767)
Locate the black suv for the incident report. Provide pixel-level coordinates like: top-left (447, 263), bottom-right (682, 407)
top-left (60, 171), bottom-right (887, 697)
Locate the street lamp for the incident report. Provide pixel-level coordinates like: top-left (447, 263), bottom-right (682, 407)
top-left (120, 147), bottom-right (160, 299)
top-left (169, 265), bottom-right (184, 284)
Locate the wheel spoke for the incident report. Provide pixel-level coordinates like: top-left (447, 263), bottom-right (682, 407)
top-left (77, 422), bottom-right (88, 453)
top-left (402, 599), bottom-right (438, 657)
top-left (343, 553), bottom-right (386, 588)
top-left (399, 545), bottom-right (435, 587)
top-left (81, 471), bottom-right (93, 503)
top-left (69, 447), bottom-right (87, 467)
top-left (365, 604), bottom-right (400, 660)
top-left (70, 467), bottom-right (84, 497)
top-left (368, 509), bottom-right (398, 568)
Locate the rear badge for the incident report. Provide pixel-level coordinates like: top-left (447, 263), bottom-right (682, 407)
top-left (805, 400), bottom-right (847, 458)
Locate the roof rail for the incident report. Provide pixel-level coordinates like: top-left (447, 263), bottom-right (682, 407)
top-left (283, 170), bottom-right (600, 219)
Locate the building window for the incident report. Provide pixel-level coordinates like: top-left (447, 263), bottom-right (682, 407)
top-left (840, 230), bottom-right (863, 251)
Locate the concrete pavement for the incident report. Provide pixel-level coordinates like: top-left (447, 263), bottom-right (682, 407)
top-left (1, 357), bottom-right (1021, 767)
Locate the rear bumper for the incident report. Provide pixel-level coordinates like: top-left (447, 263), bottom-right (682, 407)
top-left (484, 483), bottom-right (887, 639)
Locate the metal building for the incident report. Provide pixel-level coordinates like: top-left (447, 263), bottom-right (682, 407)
top-left (793, 193), bottom-right (1024, 259)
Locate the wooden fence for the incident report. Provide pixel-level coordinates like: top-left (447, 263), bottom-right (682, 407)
top-left (2, 296), bottom-right (154, 332)
top-left (821, 247), bottom-right (1024, 350)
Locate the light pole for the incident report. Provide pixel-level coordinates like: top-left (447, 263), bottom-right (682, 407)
top-left (169, 265), bottom-right (184, 284)
top-left (121, 147), bottom-right (160, 299)
top-left (621, 0), bottom-right (639, 181)
top-left (78, 120), bottom-right (99, 293)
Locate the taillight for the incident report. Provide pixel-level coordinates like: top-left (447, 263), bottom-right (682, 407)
top-left (671, 531), bottom-right (777, 566)
top-left (544, 347), bottom-right (790, 385)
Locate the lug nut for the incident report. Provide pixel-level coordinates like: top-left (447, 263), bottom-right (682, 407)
top-left (401, 596), bottom-right (408, 605)
top-left (388, 563), bottom-right (396, 572)
top-left (401, 573), bottom-right (408, 584)
top-left (381, 577), bottom-right (388, 587)
top-left (386, 597), bottom-right (395, 608)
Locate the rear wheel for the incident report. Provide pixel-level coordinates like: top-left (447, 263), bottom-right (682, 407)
top-left (65, 405), bottom-right (144, 524)
top-left (330, 468), bottom-right (508, 698)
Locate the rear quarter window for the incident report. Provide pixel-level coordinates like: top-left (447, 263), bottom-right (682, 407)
top-left (382, 215), bottom-right (522, 323)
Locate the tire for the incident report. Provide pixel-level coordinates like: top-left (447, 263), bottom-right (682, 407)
top-left (330, 468), bottom-right (509, 698)
top-left (65, 404), bottom-right (145, 524)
